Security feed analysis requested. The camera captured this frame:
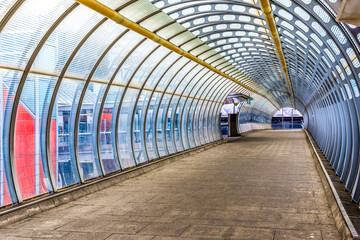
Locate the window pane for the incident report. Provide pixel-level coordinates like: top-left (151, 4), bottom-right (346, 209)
top-left (0, 70), bottom-right (12, 205)
top-left (51, 79), bottom-right (82, 188)
top-left (113, 40), bottom-right (156, 86)
top-left (188, 99), bottom-right (199, 147)
top-left (166, 94), bottom-right (176, 154)
top-left (193, 100), bottom-right (202, 146)
top-left (146, 92), bottom-right (161, 160)
top-left (181, 99), bottom-right (192, 149)
top-left (0, 0), bottom-right (72, 68)
top-left (14, 74), bottom-right (57, 199)
top-left (133, 91), bottom-right (150, 163)
top-left (176, 97), bottom-right (187, 149)
top-left (100, 86), bottom-right (123, 173)
top-left (118, 88), bottom-right (138, 168)
top-left (156, 94), bottom-right (171, 156)
top-left (129, 47), bottom-right (170, 88)
top-left (77, 83), bottom-right (104, 180)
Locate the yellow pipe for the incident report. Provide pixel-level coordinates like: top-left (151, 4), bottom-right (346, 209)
top-left (259, 0), bottom-right (295, 108)
top-left (75, 0), bottom-right (280, 109)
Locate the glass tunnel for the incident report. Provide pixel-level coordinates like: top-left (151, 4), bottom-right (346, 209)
top-left (0, 0), bottom-right (359, 207)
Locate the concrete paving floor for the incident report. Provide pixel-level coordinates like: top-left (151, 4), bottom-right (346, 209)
top-left (0, 130), bottom-right (341, 239)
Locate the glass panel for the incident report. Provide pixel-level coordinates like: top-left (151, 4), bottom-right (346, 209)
top-left (133, 91), bottom-right (150, 163)
top-left (67, 19), bottom-right (126, 79)
top-left (100, 86), bottom-right (123, 173)
top-left (313, 5), bottom-right (330, 23)
top-left (128, 45), bottom-right (169, 89)
top-left (175, 65), bottom-right (204, 95)
top-left (214, 103), bottom-right (223, 140)
top-left (140, 12), bottom-right (174, 32)
top-left (197, 100), bottom-right (204, 145)
top-left (327, 39), bottom-right (340, 55)
top-left (331, 25), bottom-right (347, 44)
top-left (294, 7), bottom-right (310, 21)
top-left (119, 0), bottom-right (158, 23)
top-left (118, 88), bottom-right (138, 168)
top-left (198, 77), bottom-right (222, 145)
top-left (113, 40), bottom-right (156, 86)
top-left (344, 84), bottom-right (353, 99)
top-left (0, 0), bottom-right (72, 69)
top-left (166, 94), bottom-right (177, 154)
top-left (181, 98), bottom-right (192, 149)
top-left (350, 79), bottom-right (360, 97)
top-left (188, 99), bottom-right (198, 147)
top-left (51, 79), bottom-right (83, 188)
top-left (0, 0), bottom-right (17, 22)
top-left (183, 68), bottom-right (209, 96)
top-left (77, 83), bottom-right (104, 180)
top-left (33, 5), bottom-right (105, 74)
top-left (189, 71), bottom-right (213, 97)
top-left (70, 18), bottom-right (127, 179)
top-left (206, 100), bottom-right (217, 142)
top-left (165, 60), bottom-right (196, 93)
top-left (92, 31), bottom-right (144, 81)
top-left (145, 54), bottom-right (184, 89)
top-left (199, 78), bottom-right (226, 143)
top-left (14, 74), bottom-right (57, 199)
top-left (31, 6), bottom-right (109, 185)
top-left (0, 69), bottom-right (12, 205)
top-left (97, 31), bottom-right (144, 173)
top-left (202, 101), bottom-right (211, 144)
top-left (204, 90), bottom-right (220, 142)
top-left (145, 92), bottom-right (161, 160)
top-left (154, 58), bottom-right (190, 92)
top-left (278, 9), bottom-right (293, 21)
top-left (195, 98), bottom-right (205, 146)
top-left (0, 0), bottom-right (75, 198)
top-left (156, 93), bottom-right (171, 156)
top-left (346, 48), bottom-right (360, 68)
top-left (175, 96), bottom-right (187, 150)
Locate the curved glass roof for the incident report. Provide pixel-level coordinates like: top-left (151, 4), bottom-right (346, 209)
top-left (150, 0), bottom-right (360, 114)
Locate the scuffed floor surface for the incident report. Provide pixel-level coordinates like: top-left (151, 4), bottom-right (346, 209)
top-left (0, 130), bottom-right (340, 239)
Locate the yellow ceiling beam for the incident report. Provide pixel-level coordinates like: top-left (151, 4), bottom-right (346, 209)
top-left (259, 0), bottom-right (295, 108)
top-left (75, 0), bottom-right (280, 109)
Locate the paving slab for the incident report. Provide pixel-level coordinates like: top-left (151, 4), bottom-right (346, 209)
top-left (0, 130), bottom-right (340, 239)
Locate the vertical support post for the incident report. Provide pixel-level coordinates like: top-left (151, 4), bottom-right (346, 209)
top-left (55, 101), bottom-right (59, 188)
top-left (291, 108), bottom-right (294, 129)
top-left (282, 109), bottom-right (284, 129)
top-left (35, 76), bottom-right (40, 195)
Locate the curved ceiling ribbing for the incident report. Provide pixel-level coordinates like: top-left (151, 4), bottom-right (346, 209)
top-left (151, 0), bottom-right (292, 107)
top-left (0, 0), bottom-right (359, 207)
top-left (150, 0), bottom-right (360, 113)
top-left (0, 0), bottom-right (277, 206)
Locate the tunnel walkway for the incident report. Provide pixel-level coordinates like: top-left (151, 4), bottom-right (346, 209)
top-left (0, 130), bottom-right (340, 239)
